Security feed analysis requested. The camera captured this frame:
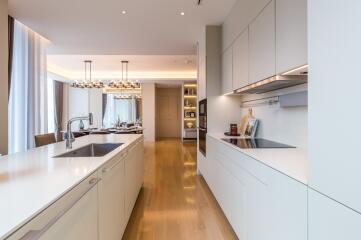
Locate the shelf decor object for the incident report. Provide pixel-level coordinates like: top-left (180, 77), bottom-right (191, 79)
top-left (108, 61), bottom-right (141, 90)
top-left (71, 60), bottom-right (104, 89)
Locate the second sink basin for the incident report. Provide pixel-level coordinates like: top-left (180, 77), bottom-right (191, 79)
top-left (55, 143), bottom-right (123, 158)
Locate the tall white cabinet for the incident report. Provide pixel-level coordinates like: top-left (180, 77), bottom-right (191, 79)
top-left (308, 189), bottom-right (361, 240)
top-left (308, 0), bottom-right (361, 238)
top-left (249, 0), bottom-right (275, 83)
top-left (309, 0), bottom-right (361, 212)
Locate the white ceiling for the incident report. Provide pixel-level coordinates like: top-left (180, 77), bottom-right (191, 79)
top-left (47, 55), bottom-right (197, 81)
top-left (9, 0), bottom-right (237, 55)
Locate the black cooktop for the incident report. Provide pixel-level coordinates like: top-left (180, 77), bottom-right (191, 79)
top-left (222, 138), bottom-right (295, 149)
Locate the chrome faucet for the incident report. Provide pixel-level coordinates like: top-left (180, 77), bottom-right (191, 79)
top-left (65, 113), bottom-right (93, 149)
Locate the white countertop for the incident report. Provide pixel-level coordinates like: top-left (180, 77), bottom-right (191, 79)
top-left (0, 134), bottom-right (142, 239)
top-left (208, 133), bottom-right (308, 185)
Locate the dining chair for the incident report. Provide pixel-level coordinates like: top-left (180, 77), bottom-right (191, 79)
top-left (34, 133), bottom-right (57, 147)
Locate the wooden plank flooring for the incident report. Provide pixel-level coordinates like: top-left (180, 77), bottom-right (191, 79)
top-left (122, 138), bottom-right (238, 240)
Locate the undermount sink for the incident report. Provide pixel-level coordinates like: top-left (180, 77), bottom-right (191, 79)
top-left (54, 143), bottom-right (123, 158)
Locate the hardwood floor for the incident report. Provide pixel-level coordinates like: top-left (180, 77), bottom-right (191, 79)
top-left (122, 138), bottom-right (238, 240)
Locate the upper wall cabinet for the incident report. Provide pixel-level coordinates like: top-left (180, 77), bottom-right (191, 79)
top-left (222, 0), bottom-right (271, 52)
top-left (276, 0), bottom-right (307, 74)
top-left (249, 0), bottom-right (276, 83)
top-left (222, 47), bottom-right (233, 94)
top-left (197, 42), bottom-right (207, 101)
top-left (232, 28), bottom-right (249, 90)
top-left (199, 26), bottom-right (221, 98)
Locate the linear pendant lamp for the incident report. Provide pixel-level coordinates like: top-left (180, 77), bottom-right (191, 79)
top-left (71, 60), bottom-right (104, 89)
top-left (108, 60), bottom-right (141, 89)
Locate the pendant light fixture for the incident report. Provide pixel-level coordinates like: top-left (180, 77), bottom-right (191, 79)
top-left (71, 60), bottom-right (104, 88)
top-left (108, 60), bottom-right (141, 89)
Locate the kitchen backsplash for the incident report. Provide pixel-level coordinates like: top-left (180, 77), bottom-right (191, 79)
top-left (240, 84), bottom-right (308, 149)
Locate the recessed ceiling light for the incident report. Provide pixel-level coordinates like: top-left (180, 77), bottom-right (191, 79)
top-left (121, 10), bottom-right (127, 14)
top-left (180, 12), bottom-right (185, 16)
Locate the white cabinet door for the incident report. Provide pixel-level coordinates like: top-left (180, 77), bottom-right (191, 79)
top-left (249, 0), bottom-right (275, 83)
top-left (221, 47), bottom-right (233, 95)
top-left (124, 143), bottom-right (140, 222)
top-left (265, 171), bottom-right (307, 240)
top-left (135, 139), bottom-right (144, 192)
top-left (211, 146), bottom-right (247, 239)
top-left (99, 153), bottom-right (126, 240)
top-left (309, 189), bottom-right (361, 240)
top-left (197, 42), bottom-right (207, 101)
top-left (276, 0), bottom-right (307, 74)
top-left (206, 136), bottom-right (307, 240)
top-left (232, 28), bottom-right (249, 90)
top-left (308, 0), bottom-right (361, 213)
top-left (8, 173), bottom-right (99, 240)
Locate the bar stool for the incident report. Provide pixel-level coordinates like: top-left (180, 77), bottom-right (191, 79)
top-left (34, 133), bottom-right (57, 147)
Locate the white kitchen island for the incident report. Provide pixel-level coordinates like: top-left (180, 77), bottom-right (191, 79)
top-left (0, 134), bottom-right (144, 240)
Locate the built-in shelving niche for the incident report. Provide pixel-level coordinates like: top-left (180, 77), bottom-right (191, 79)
top-left (182, 82), bottom-right (197, 140)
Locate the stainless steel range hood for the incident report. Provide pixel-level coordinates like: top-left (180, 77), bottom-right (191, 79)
top-left (234, 75), bottom-right (308, 94)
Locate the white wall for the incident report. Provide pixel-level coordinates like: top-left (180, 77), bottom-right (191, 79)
top-left (142, 83), bottom-right (156, 142)
top-left (208, 95), bottom-right (243, 134)
top-left (0, 0), bottom-right (8, 155)
top-left (241, 84), bottom-right (308, 148)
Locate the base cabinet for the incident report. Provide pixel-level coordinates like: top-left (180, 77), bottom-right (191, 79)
top-left (308, 189), bottom-right (361, 240)
top-left (7, 138), bottom-right (144, 240)
top-left (7, 173), bottom-right (99, 240)
top-left (125, 141), bottom-right (142, 222)
top-left (205, 136), bottom-right (307, 240)
top-left (98, 152), bottom-right (127, 240)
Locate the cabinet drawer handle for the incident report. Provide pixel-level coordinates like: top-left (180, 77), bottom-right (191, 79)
top-left (19, 177), bottom-right (100, 240)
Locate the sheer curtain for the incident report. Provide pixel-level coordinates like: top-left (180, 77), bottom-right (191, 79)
top-left (8, 20), bottom-right (48, 153)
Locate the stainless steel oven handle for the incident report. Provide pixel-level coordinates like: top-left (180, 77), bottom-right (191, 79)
top-left (198, 127), bottom-right (206, 131)
top-left (19, 177), bottom-right (100, 240)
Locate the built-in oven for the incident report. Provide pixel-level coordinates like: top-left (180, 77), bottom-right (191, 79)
top-left (198, 99), bottom-right (207, 156)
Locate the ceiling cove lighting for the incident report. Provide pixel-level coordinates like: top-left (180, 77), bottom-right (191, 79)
top-left (108, 61), bottom-right (141, 90)
top-left (184, 84), bottom-right (197, 87)
top-left (71, 60), bottom-right (104, 89)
